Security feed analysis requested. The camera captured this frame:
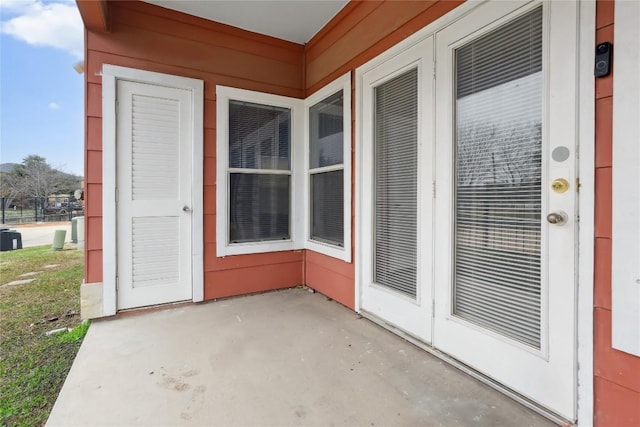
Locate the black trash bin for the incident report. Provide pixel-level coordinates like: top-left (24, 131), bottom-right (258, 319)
top-left (0, 230), bottom-right (23, 251)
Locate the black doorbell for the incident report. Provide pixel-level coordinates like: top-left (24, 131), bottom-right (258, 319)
top-left (594, 42), bottom-right (612, 78)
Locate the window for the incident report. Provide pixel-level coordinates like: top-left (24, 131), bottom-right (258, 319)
top-left (217, 87), bottom-right (304, 256)
top-left (305, 73), bottom-right (351, 261)
top-left (309, 91), bottom-right (344, 246)
top-left (217, 74), bottom-right (350, 260)
top-left (228, 101), bottom-right (291, 243)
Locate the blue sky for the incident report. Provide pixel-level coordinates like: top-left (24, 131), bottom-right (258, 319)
top-left (1, 0), bottom-right (84, 176)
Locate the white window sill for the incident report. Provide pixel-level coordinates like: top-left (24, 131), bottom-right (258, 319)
top-left (306, 239), bottom-right (351, 263)
top-left (220, 239), bottom-right (302, 257)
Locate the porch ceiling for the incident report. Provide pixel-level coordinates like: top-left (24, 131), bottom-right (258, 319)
top-left (143, 0), bottom-right (349, 44)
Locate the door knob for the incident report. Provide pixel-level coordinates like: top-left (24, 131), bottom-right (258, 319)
top-left (182, 206), bottom-right (191, 213)
top-left (546, 211), bottom-right (567, 225)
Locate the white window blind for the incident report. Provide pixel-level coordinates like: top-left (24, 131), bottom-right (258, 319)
top-left (374, 68), bottom-right (418, 298)
top-left (453, 7), bottom-right (543, 348)
top-left (228, 100), bottom-right (291, 243)
top-left (309, 90), bottom-right (344, 247)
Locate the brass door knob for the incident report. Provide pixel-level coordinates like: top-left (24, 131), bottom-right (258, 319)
top-left (547, 211), bottom-right (568, 225)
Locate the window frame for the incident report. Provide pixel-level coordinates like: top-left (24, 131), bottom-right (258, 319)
top-left (304, 73), bottom-right (352, 262)
top-left (216, 86), bottom-right (304, 256)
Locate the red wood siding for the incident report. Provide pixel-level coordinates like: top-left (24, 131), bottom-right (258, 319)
top-left (83, 0), bottom-right (305, 297)
top-left (593, 1), bottom-right (640, 425)
top-left (302, 1), bottom-right (460, 309)
top-left (305, 0), bottom-right (463, 94)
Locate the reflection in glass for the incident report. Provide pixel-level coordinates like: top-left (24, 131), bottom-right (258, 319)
top-left (453, 7), bottom-right (543, 348)
top-left (229, 101), bottom-right (290, 170)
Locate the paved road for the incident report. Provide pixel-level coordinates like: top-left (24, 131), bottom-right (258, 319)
top-left (2, 223), bottom-right (73, 248)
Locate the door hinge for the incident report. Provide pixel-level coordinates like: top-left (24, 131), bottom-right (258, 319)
top-left (431, 299), bottom-right (435, 316)
top-left (433, 60), bottom-right (436, 79)
top-left (116, 277), bottom-right (119, 291)
top-left (576, 177), bottom-right (580, 193)
top-left (115, 188), bottom-right (119, 203)
top-left (432, 181), bottom-right (436, 198)
top-left (115, 100), bottom-right (119, 114)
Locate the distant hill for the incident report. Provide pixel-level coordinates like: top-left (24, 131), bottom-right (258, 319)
top-left (0, 163), bottom-right (81, 180)
top-left (0, 163), bottom-right (19, 174)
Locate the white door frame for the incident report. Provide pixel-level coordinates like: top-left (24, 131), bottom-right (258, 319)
top-left (354, 0), bottom-right (595, 423)
top-left (102, 65), bottom-right (204, 315)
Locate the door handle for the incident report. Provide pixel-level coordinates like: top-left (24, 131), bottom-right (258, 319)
top-left (182, 206), bottom-right (191, 213)
top-left (546, 211), bottom-right (567, 225)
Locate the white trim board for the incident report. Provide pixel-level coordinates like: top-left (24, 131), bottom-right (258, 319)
top-left (576, 0), bottom-right (596, 424)
top-left (612, 0), bottom-right (640, 357)
top-left (101, 65), bottom-right (204, 316)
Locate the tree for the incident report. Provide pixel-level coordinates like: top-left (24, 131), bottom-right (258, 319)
top-left (0, 170), bottom-right (22, 209)
top-left (5, 155), bottom-right (81, 202)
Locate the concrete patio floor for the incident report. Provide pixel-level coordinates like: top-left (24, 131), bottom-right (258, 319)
top-left (47, 288), bottom-right (554, 426)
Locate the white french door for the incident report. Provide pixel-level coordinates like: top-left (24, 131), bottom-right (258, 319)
top-left (359, 0), bottom-right (578, 420)
top-left (433, 1), bottom-right (577, 419)
top-left (116, 80), bottom-right (193, 310)
top-left (360, 40), bottom-right (434, 343)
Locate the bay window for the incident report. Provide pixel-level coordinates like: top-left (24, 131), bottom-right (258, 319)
top-left (217, 73), bottom-right (350, 260)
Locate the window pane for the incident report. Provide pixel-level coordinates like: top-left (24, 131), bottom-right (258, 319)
top-left (453, 7), bottom-right (543, 348)
top-left (229, 101), bottom-right (291, 170)
top-left (311, 170), bottom-right (344, 246)
top-left (374, 68), bottom-right (418, 298)
top-left (309, 91), bottom-right (343, 169)
top-left (229, 173), bottom-right (290, 243)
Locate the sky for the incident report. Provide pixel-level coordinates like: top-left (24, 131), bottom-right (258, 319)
top-left (0, 0), bottom-right (84, 176)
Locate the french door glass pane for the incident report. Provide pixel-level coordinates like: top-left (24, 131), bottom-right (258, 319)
top-left (229, 173), bottom-right (290, 243)
top-left (311, 170), bottom-right (344, 246)
top-left (229, 101), bottom-right (291, 170)
top-left (453, 7), bottom-right (543, 348)
top-left (374, 68), bottom-right (418, 298)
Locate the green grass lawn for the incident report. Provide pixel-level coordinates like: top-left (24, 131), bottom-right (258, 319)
top-left (0, 245), bottom-right (87, 427)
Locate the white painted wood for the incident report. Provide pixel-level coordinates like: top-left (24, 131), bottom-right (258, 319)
top-left (304, 72), bottom-right (352, 262)
top-left (359, 38), bottom-right (434, 344)
top-left (576, 1), bottom-right (595, 423)
top-left (102, 65), bottom-right (204, 312)
top-left (433, 1), bottom-right (577, 419)
top-left (612, 0), bottom-right (640, 357)
top-left (117, 80), bottom-right (193, 309)
top-left (216, 86), bottom-right (304, 257)
top-left (190, 76), bottom-right (205, 304)
top-left (102, 70), bottom-right (117, 317)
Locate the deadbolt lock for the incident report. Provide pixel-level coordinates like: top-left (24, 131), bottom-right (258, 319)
top-left (551, 178), bottom-right (570, 194)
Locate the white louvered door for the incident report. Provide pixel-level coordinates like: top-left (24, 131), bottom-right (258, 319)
top-left (433, 2), bottom-right (577, 420)
top-left (116, 80), bottom-right (193, 310)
